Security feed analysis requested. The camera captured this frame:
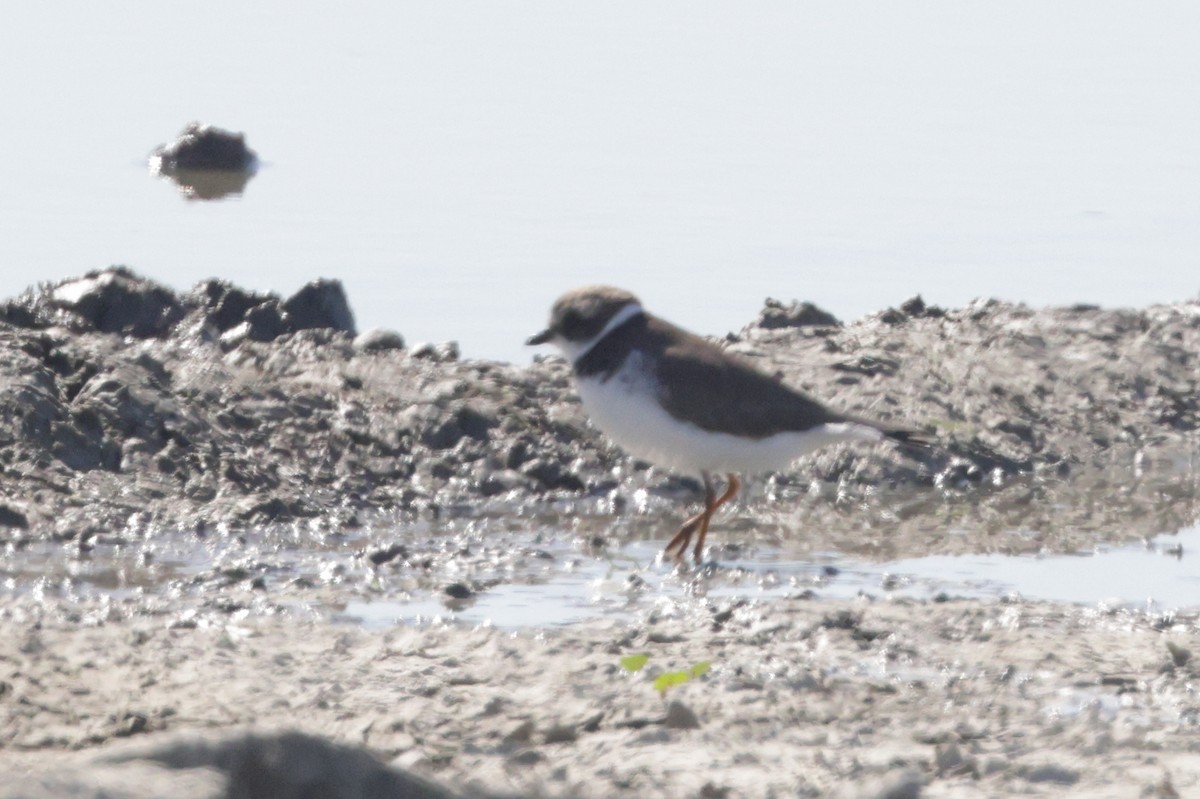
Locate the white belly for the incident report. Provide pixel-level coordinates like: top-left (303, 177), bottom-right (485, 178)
top-left (575, 359), bottom-right (881, 475)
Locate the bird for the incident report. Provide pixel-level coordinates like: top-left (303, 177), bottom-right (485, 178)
top-left (527, 285), bottom-right (930, 563)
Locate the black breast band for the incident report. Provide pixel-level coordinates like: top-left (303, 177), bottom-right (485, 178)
top-left (573, 312), bottom-right (646, 380)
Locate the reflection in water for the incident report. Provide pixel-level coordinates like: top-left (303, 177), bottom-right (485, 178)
top-left (150, 162), bottom-right (256, 201)
top-left (149, 122), bottom-right (259, 201)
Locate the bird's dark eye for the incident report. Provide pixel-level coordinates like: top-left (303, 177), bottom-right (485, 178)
top-left (559, 309), bottom-right (583, 337)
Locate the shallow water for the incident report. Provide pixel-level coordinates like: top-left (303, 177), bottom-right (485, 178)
top-left (2, 2), bottom-right (1198, 362)
top-left (340, 527), bottom-right (1200, 629)
top-left (5, 511), bottom-right (1198, 630)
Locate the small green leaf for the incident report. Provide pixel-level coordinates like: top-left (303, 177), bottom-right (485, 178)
top-left (653, 670), bottom-right (692, 695)
top-left (689, 660), bottom-right (712, 678)
top-left (619, 654), bottom-right (650, 673)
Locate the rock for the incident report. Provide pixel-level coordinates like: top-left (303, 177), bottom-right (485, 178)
top-left (410, 341), bottom-right (460, 362)
top-left (53, 409), bottom-right (121, 472)
top-left (1166, 641), bottom-right (1191, 667)
top-left (153, 122), bottom-right (257, 171)
top-left (456, 405), bottom-right (496, 441)
top-left (354, 328), bottom-right (405, 353)
top-left (218, 322), bottom-right (253, 347)
top-left (423, 416), bottom-right (464, 450)
top-left (415, 404), bottom-right (491, 450)
top-left (1016, 762), bottom-right (1080, 785)
top-left (199, 280), bottom-right (358, 344)
top-left (368, 543), bottom-right (408, 565)
top-left (0, 729), bottom-right (474, 799)
top-left (444, 582), bottom-right (473, 600)
top-left (113, 711), bottom-right (149, 738)
top-left (0, 503), bottom-right (28, 529)
top-left (149, 123), bottom-right (257, 199)
top-left (933, 742), bottom-right (975, 776)
top-left (237, 496), bottom-right (317, 523)
top-left (283, 279), bottom-right (356, 335)
top-left (899, 295), bottom-right (945, 318)
top-left (243, 302), bottom-right (287, 342)
top-left (477, 469), bottom-right (527, 497)
top-left (842, 769), bottom-right (924, 799)
top-left (503, 719), bottom-right (535, 745)
top-left (50, 268), bottom-right (185, 338)
top-left (663, 700), bottom-right (701, 730)
top-left (542, 722), bottom-right (578, 744)
top-left (520, 458), bottom-right (584, 491)
top-left (502, 439), bottom-right (531, 469)
top-left (754, 298), bottom-right (840, 329)
top-left (193, 280), bottom-right (266, 332)
top-left (0, 297), bottom-right (44, 329)
top-left (507, 749), bottom-right (544, 766)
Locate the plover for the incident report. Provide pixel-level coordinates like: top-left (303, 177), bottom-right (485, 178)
top-left (528, 285), bottom-right (929, 563)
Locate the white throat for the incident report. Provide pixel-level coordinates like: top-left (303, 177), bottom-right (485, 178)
top-left (558, 302), bottom-right (644, 363)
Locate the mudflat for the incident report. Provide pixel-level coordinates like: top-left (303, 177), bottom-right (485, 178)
top-left (1, 269), bottom-right (1197, 797)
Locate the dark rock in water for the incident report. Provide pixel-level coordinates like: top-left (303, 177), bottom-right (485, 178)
top-left (283, 279), bottom-right (356, 335)
top-left (755, 298), bottom-right (840, 329)
top-left (50, 268), bottom-right (185, 338)
top-left (150, 123), bottom-right (259, 200)
top-left (153, 122), bottom-right (257, 172)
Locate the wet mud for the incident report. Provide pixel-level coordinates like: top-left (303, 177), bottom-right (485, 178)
top-left (2, 269), bottom-right (1199, 797)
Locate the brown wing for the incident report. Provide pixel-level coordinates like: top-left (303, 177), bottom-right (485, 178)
top-left (646, 318), bottom-right (845, 439)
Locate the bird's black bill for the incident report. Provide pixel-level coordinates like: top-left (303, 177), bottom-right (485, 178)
top-left (526, 328), bottom-right (553, 346)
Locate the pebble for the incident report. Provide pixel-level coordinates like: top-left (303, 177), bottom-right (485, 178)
top-left (663, 700), bottom-right (701, 730)
top-left (353, 328), bottom-right (405, 353)
top-left (1016, 762), bottom-right (1081, 785)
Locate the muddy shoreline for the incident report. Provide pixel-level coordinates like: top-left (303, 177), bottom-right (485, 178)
top-left (2, 268), bottom-right (1197, 551)
top-left (2, 269), bottom-right (1199, 797)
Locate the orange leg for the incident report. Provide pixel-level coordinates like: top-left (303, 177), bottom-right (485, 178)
top-left (663, 472), bottom-right (741, 564)
top-left (691, 473), bottom-right (740, 562)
